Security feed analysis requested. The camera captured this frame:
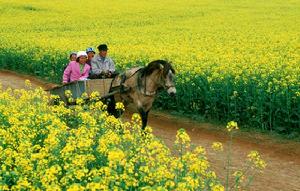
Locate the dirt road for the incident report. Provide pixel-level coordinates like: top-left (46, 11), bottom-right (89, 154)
top-left (1, 70), bottom-right (300, 191)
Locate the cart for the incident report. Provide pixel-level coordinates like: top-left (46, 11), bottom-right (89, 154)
top-left (49, 79), bottom-right (118, 103)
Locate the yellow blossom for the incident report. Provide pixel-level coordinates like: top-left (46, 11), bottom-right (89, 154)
top-left (64, 90), bottom-right (72, 98)
top-left (115, 102), bottom-right (125, 111)
top-left (226, 121), bottom-right (239, 132)
top-left (108, 149), bottom-right (126, 166)
top-left (25, 79), bottom-right (32, 88)
top-left (211, 142), bottom-right (223, 152)
top-left (175, 128), bottom-right (191, 148)
top-left (247, 150), bottom-right (267, 170)
top-left (212, 185), bottom-right (224, 191)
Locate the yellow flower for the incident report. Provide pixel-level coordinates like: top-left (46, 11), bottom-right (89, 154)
top-left (0, 185), bottom-right (9, 191)
top-left (175, 128), bottom-right (191, 148)
top-left (144, 126), bottom-right (153, 134)
top-left (131, 113), bottom-right (142, 125)
top-left (211, 142), bottom-right (223, 152)
top-left (64, 90), bottom-right (72, 98)
top-left (194, 146), bottom-right (206, 155)
top-left (25, 79), bottom-right (32, 88)
top-left (90, 91), bottom-right (100, 101)
top-left (75, 169), bottom-right (86, 180)
top-left (226, 121), bottom-right (239, 132)
top-left (68, 97), bottom-right (74, 103)
top-left (108, 149), bottom-right (126, 166)
top-left (115, 102), bottom-right (125, 111)
top-left (212, 184), bottom-right (224, 191)
top-left (67, 184), bottom-right (85, 191)
top-left (233, 170), bottom-right (245, 182)
top-left (86, 182), bottom-right (107, 191)
top-left (247, 150), bottom-right (267, 170)
top-left (81, 92), bottom-right (88, 99)
top-left (14, 177), bottom-right (31, 190)
top-left (76, 97), bottom-right (84, 105)
top-left (50, 94), bottom-right (60, 100)
top-left (0, 86), bottom-right (227, 189)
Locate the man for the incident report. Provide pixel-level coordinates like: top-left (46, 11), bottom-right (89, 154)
top-left (86, 47), bottom-right (95, 66)
top-left (91, 44), bottom-right (115, 78)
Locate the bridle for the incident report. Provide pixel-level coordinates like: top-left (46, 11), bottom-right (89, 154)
top-left (138, 69), bottom-right (175, 96)
top-left (118, 66), bottom-right (175, 97)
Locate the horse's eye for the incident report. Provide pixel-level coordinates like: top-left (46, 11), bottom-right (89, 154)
top-left (169, 74), bottom-right (175, 81)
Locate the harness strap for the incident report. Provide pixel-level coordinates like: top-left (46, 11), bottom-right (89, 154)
top-left (111, 67), bottom-right (158, 97)
top-left (120, 73), bottom-right (127, 93)
top-left (137, 70), bottom-right (156, 96)
top-left (113, 67), bottom-right (143, 94)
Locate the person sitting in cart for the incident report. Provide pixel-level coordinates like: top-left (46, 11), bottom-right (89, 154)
top-left (62, 51), bottom-right (91, 84)
top-left (86, 47), bottom-right (95, 66)
top-left (90, 44), bottom-right (116, 78)
top-left (69, 51), bottom-right (77, 61)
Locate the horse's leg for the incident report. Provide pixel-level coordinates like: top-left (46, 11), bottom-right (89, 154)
top-left (106, 95), bottom-right (119, 117)
top-left (138, 108), bottom-right (149, 130)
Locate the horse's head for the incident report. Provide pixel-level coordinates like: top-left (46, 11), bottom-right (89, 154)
top-left (142, 60), bottom-right (176, 97)
top-left (159, 62), bottom-right (176, 97)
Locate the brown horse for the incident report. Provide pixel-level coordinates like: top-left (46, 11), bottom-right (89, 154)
top-left (111, 60), bottom-right (176, 130)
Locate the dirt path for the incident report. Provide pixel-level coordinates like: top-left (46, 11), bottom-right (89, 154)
top-left (1, 70), bottom-right (300, 191)
top-left (0, 70), bottom-right (56, 90)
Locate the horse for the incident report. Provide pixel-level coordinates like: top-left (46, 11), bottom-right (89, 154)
top-left (110, 60), bottom-right (176, 130)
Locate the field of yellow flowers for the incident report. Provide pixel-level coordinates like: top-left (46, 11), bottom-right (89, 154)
top-left (0, 82), bottom-right (266, 190)
top-left (0, 0), bottom-right (299, 135)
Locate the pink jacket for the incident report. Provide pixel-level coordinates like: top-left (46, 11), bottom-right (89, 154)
top-left (63, 61), bottom-right (91, 83)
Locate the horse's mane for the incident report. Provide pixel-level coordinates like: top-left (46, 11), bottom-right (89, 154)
top-left (140, 60), bottom-right (175, 77)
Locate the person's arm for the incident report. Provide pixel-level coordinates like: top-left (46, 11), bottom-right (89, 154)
top-left (79, 65), bottom-right (90, 80)
top-left (63, 62), bottom-right (72, 83)
top-left (108, 58), bottom-right (115, 73)
top-left (91, 59), bottom-right (101, 75)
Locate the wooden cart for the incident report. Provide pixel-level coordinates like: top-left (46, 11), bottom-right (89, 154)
top-left (49, 79), bottom-right (116, 103)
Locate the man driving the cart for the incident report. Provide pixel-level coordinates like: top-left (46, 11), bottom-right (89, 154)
top-left (90, 44), bottom-right (116, 78)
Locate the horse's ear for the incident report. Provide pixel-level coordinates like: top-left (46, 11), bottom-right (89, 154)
top-left (159, 64), bottom-right (164, 70)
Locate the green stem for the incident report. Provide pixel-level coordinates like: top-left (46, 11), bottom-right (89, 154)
top-left (225, 132), bottom-right (233, 191)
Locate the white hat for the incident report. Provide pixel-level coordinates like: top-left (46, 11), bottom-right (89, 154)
top-left (76, 51), bottom-right (88, 58)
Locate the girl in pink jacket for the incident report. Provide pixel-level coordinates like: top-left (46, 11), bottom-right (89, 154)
top-left (63, 51), bottom-right (91, 84)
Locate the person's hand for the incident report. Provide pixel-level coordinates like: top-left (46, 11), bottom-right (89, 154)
top-left (89, 74), bottom-right (98, 79)
top-left (79, 77), bottom-right (88, 81)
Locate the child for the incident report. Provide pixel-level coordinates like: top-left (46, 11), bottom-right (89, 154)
top-left (69, 52), bottom-right (77, 61)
